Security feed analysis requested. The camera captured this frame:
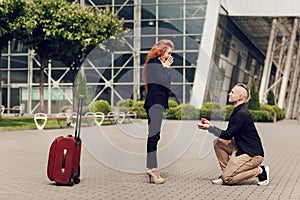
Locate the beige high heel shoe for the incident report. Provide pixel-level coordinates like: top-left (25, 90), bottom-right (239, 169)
top-left (146, 168), bottom-right (166, 184)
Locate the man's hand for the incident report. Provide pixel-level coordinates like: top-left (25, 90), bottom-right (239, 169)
top-left (197, 118), bottom-right (210, 130)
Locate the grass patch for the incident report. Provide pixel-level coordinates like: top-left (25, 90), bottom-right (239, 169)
top-left (0, 116), bottom-right (64, 131)
top-left (0, 116), bottom-right (140, 132)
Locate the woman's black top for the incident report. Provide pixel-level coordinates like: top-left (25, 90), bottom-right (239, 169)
top-left (143, 57), bottom-right (171, 110)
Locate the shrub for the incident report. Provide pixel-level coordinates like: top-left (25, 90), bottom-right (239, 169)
top-left (224, 105), bottom-right (234, 121)
top-left (164, 100), bottom-right (179, 119)
top-left (200, 102), bottom-right (224, 120)
top-left (199, 108), bottom-right (225, 121)
top-left (260, 104), bottom-right (275, 116)
top-left (247, 80), bottom-right (260, 110)
top-left (131, 100), bottom-right (147, 119)
top-left (267, 90), bottom-right (275, 105)
top-left (116, 106), bottom-right (130, 113)
top-left (176, 104), bottom-right (199, 120)
top-left (164, 107), bottom-right (179, 119)
top-left (249, 110), bottom-right (273, 122)
top-left (168, 100), bottom-right (179, 108)
top-left (116, 99), bottom-right (134, 108)
top-left (201, 102), bottom-right (222, 110)
top-left (272, 105), bottom-right (285, 120)
top-left (90, 100), bottom-right (111, 114)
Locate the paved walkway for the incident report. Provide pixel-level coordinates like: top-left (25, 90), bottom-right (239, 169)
top-left (0, 119), bottom-right (299, 200)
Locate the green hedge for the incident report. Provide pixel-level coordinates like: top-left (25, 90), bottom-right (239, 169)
top-left (200, 102), bottom-right (225, 120)
top-left (224, 105), bottom-right (234, 121)
top-left (175, 104), bottom-right (199, 120)
top-left (271, 105), bottom-right (285, 120)
top-left (131, 100), bottom-right (147, 119)
top-left (116, 99), bottom-right (134, 107)
top-left (199, 102), bottom-right (285, 122)
top-left (85, 99), bottom-right (286, 123)
top-left (249, 110), bottom-right (273, 122)
top-left (164, 100), bottom-right (179, 119)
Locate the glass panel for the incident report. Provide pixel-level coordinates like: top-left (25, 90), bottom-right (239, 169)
top-left (159, 0), bottom-right (183, 3)
top-left (140, 53), bottom-right (148, 66)
top-left (141, 24), bottom-right (156, 35)
top-left (113, 54), bottom-right (133, 68)
top-left (10, 40), bottom-right (27, 53)
top-left (186, 19), bottom-right (204, 34)
top-left (0, 57), bottom-right (8, 68)
top-left (184, 84), bottom-right (193, 103)
top-left (185, 53), bottom-right (198, 66)
top-left (1, 45), bottom-right (8, 54)
top-left (171, 68), bottom-right (183, 82)
top-left (172, 52), bottom-right (183, 66)
top-left (117, 5), bottom-right (133, 20)
top-left (0, 71), bottom-right (8, 84)
top-left (186, 0), bottom-right (207, 2)
top-left (97, 87), bottom-right (111, 104)
top-left (10, 70), bottom-right (28, 83)
top-left (142, 5), bottom-right (156, 20)
top-left (158, 20), bottom-right (183, 34)
top-left (159, 4), bottom-right (183, 19)
top-left (50, 60), bottom-right (65, 68)
top-left (142, 0), bottom-right (156, 3)
top-left (186, 35), bottom-right (201, 50)
top-left (114, 68), bottom-right (133, 82)
top-left (114, 85), bottom-right (134, 104)
top-left (170, 85), bottom-right (183, 104)
top-left (10, 56), bottom-right (28, 69)
top-left (124, 22), bottom-right (134, 30)
top-left (141, 37), bottom-right (156, 51)
top-left (186, 3), bottom-right (207, 18)
top-left (185, 67), bottom-right (196, 82)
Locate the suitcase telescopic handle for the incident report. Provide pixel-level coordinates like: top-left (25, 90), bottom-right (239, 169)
top-left (75, 95), bottom-right (84, 139)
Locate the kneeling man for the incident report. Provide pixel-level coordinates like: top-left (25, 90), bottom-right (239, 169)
top-left (198, 83), bottom-right (269, 186)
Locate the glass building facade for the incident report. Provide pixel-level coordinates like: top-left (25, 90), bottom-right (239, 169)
top-left (0, 0), bottom-right (267, 114)
top-left (83, 0), bottom-right (207, 107)
top-left (207, 15), bottom-right (266, 105)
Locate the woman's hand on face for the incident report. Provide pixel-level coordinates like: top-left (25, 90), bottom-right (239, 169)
top-left (162, 56), bottom-right (174, 68)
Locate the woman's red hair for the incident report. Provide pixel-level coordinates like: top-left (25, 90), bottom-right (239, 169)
top-left (142, 39), bottom-right (174, 92)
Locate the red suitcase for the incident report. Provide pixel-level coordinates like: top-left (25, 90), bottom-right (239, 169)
top-left (47, 95), bottom-right (84, 186)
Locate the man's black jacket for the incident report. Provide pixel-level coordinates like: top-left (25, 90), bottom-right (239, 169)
top-left (208, 103), bottom-right (264, 157)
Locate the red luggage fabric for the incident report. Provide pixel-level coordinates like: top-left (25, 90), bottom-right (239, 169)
top-left (47, 96), bottom-right (83, 186)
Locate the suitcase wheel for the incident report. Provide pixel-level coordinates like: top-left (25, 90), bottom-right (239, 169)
top-left (74, 177), bottom-right (80, 184)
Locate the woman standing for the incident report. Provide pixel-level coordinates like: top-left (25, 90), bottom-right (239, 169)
top-left (142, 39), bottom-right (174, 184)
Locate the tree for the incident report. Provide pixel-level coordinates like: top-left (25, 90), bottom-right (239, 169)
top-left (247, 80), bottom-right (260, 110)
top-left (53, 5), bottom-right (124, 110)
top-left (21, 0), bottom-right (124, 112)
top-left (0, 0), bottom-right (28, 118)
